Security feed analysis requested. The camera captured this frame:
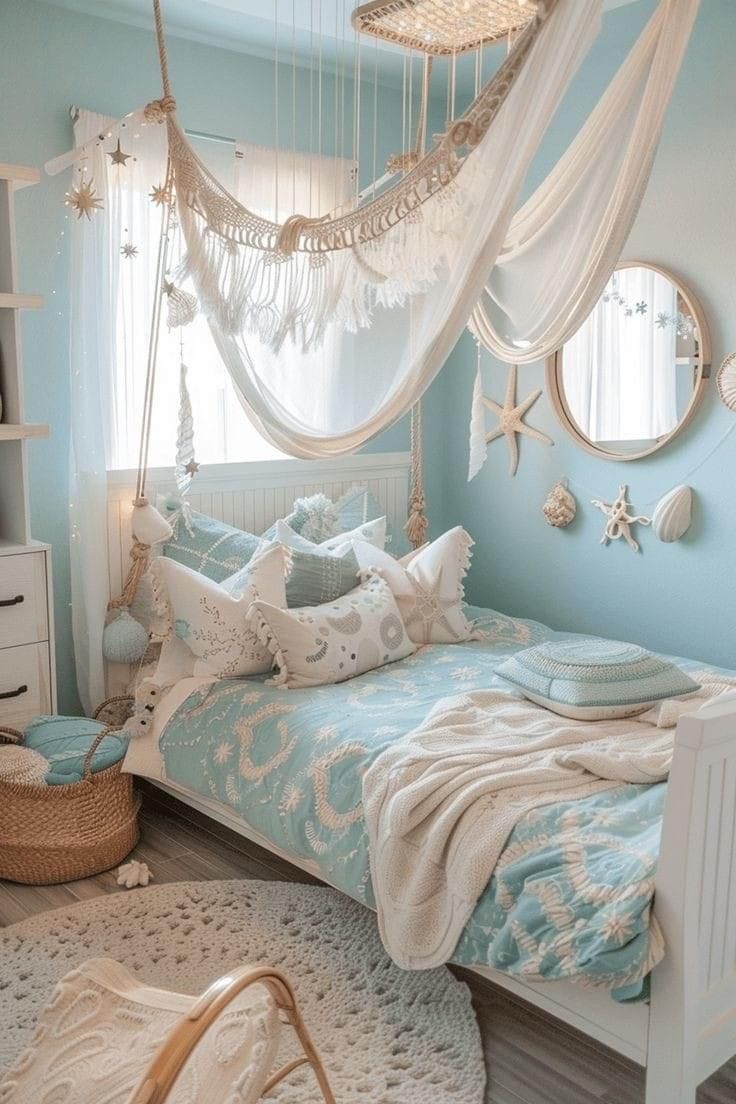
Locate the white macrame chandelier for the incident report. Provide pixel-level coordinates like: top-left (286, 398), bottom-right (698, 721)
top-left (352, 0), bottom-right (540, 54)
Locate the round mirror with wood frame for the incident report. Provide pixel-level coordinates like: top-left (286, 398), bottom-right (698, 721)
top-left (546, 261), bottom-right (711, 461)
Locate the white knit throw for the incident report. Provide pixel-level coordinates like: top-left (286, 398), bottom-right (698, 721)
top-left (362, 685), bottom-right (724, 971)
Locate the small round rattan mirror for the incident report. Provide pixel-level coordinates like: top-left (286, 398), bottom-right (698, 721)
top-left (546, 262), bottom-right (710, 461)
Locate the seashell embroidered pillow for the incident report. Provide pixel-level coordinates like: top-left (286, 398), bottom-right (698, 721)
top-left (150, 542), bottom-right (289, 679)
top-left (247, 573), bottom-right (415, 689)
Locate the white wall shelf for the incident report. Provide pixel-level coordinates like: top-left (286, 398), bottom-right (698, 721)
top-left (0, 292), bottom-right (44, 310)
top-left (0, 423), bottom-right (50, 441)
top-left (0, 163), bottom-right (57, 723)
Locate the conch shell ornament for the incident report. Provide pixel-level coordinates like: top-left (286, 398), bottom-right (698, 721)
top-left (543, 481), bottom-right (576, 528)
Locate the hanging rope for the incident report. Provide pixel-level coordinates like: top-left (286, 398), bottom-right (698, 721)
top-left (107, 544), bottom-right (151, 612)
top-left (135, 158), bottom-right (174, 504)
top-left (405, 401), bottom-right (429, 549)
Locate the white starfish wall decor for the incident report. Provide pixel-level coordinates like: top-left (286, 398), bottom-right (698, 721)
top-left (591, 484), bottom-right (651, 553)
top-left (481, 365), bottom-right (553, 476)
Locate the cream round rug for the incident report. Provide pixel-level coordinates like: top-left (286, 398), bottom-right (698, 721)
top-left (0, 880), bottom-right (485, 1103)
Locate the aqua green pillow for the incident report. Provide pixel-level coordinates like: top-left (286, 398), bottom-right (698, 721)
top-left (284, 546), bottom-right (360, 607)
top-left (496, 638), bottom-right (700, 720)
top-left (23, 716), bottom-right (127, 785)
top-left (163, 509), bottom-right (261, 583)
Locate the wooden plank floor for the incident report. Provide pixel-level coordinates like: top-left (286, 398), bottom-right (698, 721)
top-left (1, 785), bottom-right (734, 1104)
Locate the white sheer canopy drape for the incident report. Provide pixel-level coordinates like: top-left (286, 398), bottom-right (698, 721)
top-left (190, 0), bottom-right (605, 458)
top-left (471, 0), bottom-right (700, 363)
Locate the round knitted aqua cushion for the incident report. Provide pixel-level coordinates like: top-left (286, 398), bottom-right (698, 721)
top-left (23, 716), bottom-right (127, 786)
top-left (496, 637), bottom-right (700, 719)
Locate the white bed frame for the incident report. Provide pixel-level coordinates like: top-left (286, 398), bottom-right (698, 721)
top-left (151, 700), bottom-right (736, 1104)
top-left (110, 456), bottom-right (736, 1101)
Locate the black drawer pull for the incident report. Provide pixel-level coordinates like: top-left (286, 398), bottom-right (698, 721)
top-left (0, 595), bottom-right (24, 608)
top-left (0, 684), bottom-right (28, 700)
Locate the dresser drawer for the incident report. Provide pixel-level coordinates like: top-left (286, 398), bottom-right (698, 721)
top-left (0, 552), bottom-right (48, 648)
top-left (0, 642), bottom-right (52, 730)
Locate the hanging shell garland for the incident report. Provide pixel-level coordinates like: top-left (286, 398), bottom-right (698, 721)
top-left (716, 351), bottom-right (736, 412)
top-left (543, 481), bottom-right (577, 528)
top-left (652, 485), bottom-right (693, 543)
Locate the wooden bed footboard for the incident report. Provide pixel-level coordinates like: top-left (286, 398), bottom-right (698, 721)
top-left (646, 694), bottom-right (736, 1104)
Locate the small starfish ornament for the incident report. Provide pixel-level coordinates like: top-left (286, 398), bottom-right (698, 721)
top-left (184, 459), bottom-right (200, 476)
top-left (481, 365), bottom-right (553, 475)
top-left (120, 242), bottom-right (139, 259)
top-left (107, 139), bottom-right (132, 167)
top-left (65, 178), bottom-right (104, 220)
top-left (591, 484), bottom-right (651, 553)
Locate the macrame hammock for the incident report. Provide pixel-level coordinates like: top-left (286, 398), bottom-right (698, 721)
top-left (100, 0), bottom-right (698, 656)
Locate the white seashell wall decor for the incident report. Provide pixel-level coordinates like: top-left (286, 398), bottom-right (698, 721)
top-left (543, 481), bottom-right (577, 528)
top-left (652, 485), bottom-right (694, 543)
top-left (716, 352), bottom-right (736, 412)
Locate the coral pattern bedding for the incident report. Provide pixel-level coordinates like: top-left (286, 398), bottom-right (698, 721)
top-left (133, 607), bottom-right (726, 1002)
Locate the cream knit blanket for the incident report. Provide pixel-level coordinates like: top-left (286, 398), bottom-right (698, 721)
top-left (362, 685), bottom-right (722, 971)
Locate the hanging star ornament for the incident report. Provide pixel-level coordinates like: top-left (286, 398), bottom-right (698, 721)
top-left (120, 242), bottom-right (139, 259)
top-left (481, 365), bottom-right (553, 476)
top-left (107, 139), bottom-right (132, 167)
top-left (184, 459), bottom-right (200, 476)
top-left (65, 178), bottom-right (104, 220)
top-left (149, 181), bottom-right (172, 206)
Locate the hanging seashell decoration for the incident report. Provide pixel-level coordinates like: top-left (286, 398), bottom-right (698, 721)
top-left (542, 480), bottom-right (577, 528)
top-left (716, 351), bottom-right (736, 412)
top-left (652, 485), bottom-right (693, 543)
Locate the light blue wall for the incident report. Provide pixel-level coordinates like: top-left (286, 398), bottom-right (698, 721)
top-left (429, 0), bottom-right (736, 670)
top-left (0, 0), bottom-right (410, 711)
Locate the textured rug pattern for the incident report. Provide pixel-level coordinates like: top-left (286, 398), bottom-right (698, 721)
top-left (0, 880), bottom-right (485, 1102)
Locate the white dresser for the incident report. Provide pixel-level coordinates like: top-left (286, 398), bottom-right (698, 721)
top-left (0, 162), bottom-right (56, 726)
top-left (0, 543), bottom-right (56, 728)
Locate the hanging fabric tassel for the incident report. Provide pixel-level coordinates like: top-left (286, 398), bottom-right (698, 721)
top-left (468, 339), bottom-right (487, 481)
top-left (174, 359), bottom-right (197, 494)
top-left (163, 279), bottom-right (198, 328)
top-left (405, 401), bottom-right (429, 550)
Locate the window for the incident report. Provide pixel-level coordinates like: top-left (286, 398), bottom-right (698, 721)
top-left (107, 134), bottom-right (355, 471)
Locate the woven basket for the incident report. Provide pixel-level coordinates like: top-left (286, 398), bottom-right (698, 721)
top-left (0, 725), bottom-right (140, 885)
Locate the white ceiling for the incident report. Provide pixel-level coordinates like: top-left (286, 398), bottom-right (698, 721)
top-left (43, 0), bottom-right (641, 86)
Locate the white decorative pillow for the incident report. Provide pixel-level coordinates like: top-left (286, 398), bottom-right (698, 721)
top-left (150, 542), bottom-right (288, 678)
top-left (351, 526), bottom-right (480, 644)
top-left (274, 515), bottom-right (387, 555)
top-left (247, 573), bottom-right (415, 689)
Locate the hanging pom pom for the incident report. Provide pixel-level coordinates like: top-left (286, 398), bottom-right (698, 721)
top-left (174, 361), bottom-right (197, 495)
top-left (467, 346), bottom-right (487, 481)
top-left (103, 610), bottom-right (149, 664)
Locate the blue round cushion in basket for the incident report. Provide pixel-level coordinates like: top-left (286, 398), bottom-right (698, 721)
top-left (23, 716), bottom-right (128, 786)
top-left (495, 637), bottom-right (701, 720)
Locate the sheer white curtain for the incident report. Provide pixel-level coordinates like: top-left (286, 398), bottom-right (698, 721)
top-left (69, 110), bottom-right (168, 712)
top-left (563, 267), bottom-right (678, 442)
top-left (68, 116), bottom-right (352, 710)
